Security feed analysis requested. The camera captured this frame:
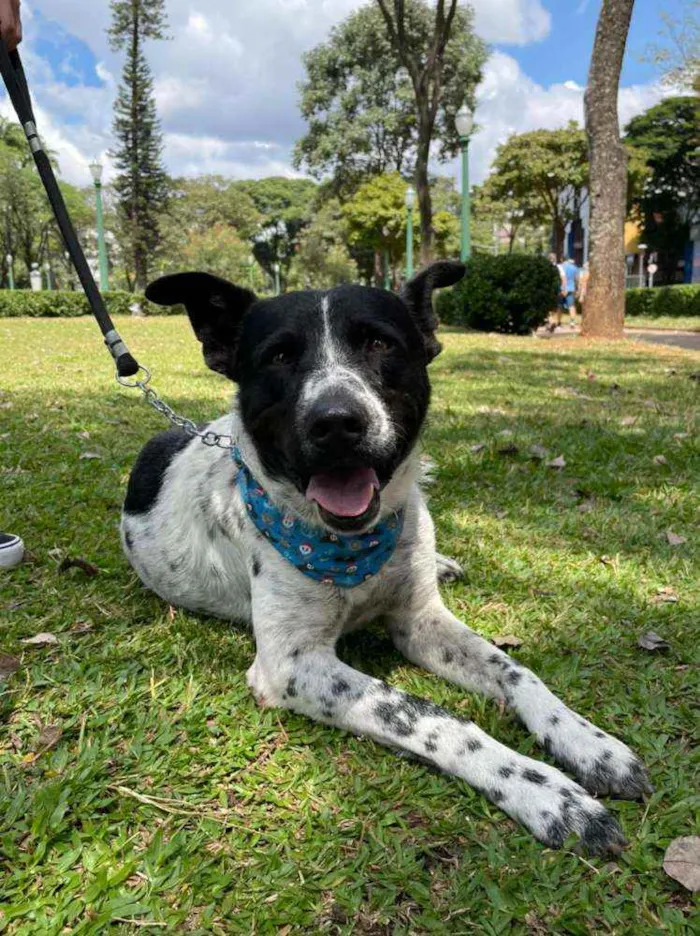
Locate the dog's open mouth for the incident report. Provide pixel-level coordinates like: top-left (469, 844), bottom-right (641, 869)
top-left (306, 467), bottom-right (380, 531)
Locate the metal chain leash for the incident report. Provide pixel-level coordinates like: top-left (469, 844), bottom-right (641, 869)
top-left (117, 367), bottom-right (237, 450)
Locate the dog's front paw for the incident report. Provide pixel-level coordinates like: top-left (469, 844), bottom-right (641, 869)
top-left (504, 763), bottom-right (628, 856)
top-left (542, 713), bottom-right (652, 800)
top-left (436, 552), bottom-right (464, 584)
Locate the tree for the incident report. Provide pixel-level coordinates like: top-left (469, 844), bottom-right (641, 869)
top-left (624, 97), bottom-right (700, 284)
top-left (341, 1), bottom-right (485, 263)
top-left (483, 124), bottom-right (589, 260)
top-left (643, 2), bottom-right (699, 93)
top-left (342, 172), bottom-right (416, 286)
top-left (289, 200), bottom-right (358, 290)
top-left (109, 0), bottom-right (169, 292)
top-left (581, 0), bottom-right (635, 340)
top-left (232, 178), bottom-right (317, 289)
top-left (294, 4), bottom-right (416, 194)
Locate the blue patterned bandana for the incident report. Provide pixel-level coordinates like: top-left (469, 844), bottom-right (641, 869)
top-left (232, 447), bottom-right (403, 588)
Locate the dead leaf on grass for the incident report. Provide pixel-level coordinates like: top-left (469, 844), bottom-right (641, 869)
top-left (491, 635), bottom-right (523, 650)
top-left (35, 724), bottom-right (63, 751)
top-left (637, 631), bottom-right (671, 652)
top-left (620, 416), bottom-right (638, 427)
top-left (77, 430), bottom-right (91, 440)
top-left (69, 620), bottom-right (93, 634)
top-left (653, 455), bottom-right (668, 466)
top-left (476, 405), bottom-right (507, 416)
top-left (0, 654), bottom-right (20, 679)
top-left (663, 836), bottom-right (700, 892)
top-left (666, 531), bottom-right (687, 547)
top-left (651, 587), bottom-right (678, 604)
top-left (673, 432), bottom-right (690, 441)
top-left (546, 455), bottom-right (566, 469)
top-left (21, 632), bottom-right (59, 647)
top-left (79, 451), bottom-right (102, 461)
top-left (58, 557), bottom-right (99, 577)
top-left (529, 444), bottom-right (549, 460)
top-left (469, 443), bottom-right (486, 454)
top-left (578, 499), bottom-right (595, 513)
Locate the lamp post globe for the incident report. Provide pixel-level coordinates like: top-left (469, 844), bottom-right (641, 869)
top-left (5, 253), bottom-right (14, 291)
top-left (272, 261), bottom-right (281, 296)
top-left (405, 185), bottom-right (415, 281)
top-left (455, 104), bottom-right (474, 262)
top-left (89, 160), bottom-right (109, 292)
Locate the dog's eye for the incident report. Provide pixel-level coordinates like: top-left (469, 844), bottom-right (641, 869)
top-left (368, 336), bottom-right (392, 353)
top-left (271, 350), bottom-right (290, 366)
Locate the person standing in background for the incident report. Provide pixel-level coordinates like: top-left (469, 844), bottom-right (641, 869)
top-left (556, 255), bottom-right (581, 329)
top-left (577, 260), bottom-right (590, 320)
top-left (0, 0), bottom-right (21, 51)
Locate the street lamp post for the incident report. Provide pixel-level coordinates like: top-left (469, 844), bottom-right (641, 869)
top-left (5, 253), bottom-right (13, 290)
top-left (89, 160), bottom-right (109, 292)
top-left (455, 104), bottom-right (474, 262)
top-left (637, 243), bottom-right (647, 289)
top-left (405, 186), bottom-right (415, 280)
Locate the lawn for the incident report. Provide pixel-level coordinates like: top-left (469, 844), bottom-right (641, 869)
top-left (1, 316), bottom-right (698, 935)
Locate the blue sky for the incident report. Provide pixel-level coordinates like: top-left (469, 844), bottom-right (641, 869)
top-left (0, 2), bottom-right (678, 187)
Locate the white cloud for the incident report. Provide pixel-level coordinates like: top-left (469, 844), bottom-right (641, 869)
top-left (4, 3), bottom-right (669, 191)
top-left (471, 0), bottom-right (551, 45)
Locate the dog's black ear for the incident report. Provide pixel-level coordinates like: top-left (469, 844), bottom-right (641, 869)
top-left (400, 261), bottom-right (466, 362)
top-left (145, 272), bottom-right (257, 379)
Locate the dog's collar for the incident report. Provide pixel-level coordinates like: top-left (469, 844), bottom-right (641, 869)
top-left (231, 447), bottom-right (403, 588)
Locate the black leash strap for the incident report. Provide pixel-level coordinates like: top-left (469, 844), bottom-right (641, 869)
top-left (0, 40), bottom-right (139, 377)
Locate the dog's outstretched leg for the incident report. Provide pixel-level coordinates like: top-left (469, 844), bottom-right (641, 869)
top-left (435, 552), bottom-right (463, 583)
top-left (246, 642), bottom-right (627, 855)
top-left (387, 600), bottom-right (652, 801)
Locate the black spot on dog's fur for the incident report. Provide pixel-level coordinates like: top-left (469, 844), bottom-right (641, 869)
top-left (498, 766), bottom-right (514, 778)
top-left (442, 649), bottom-right (454, 664)
top-left (489, 788), bottom-right (505, 803)
top-left (522, 768), bottom-right (547, 785)
top-left (286, 677), bottom-right (298, 698)
top-left (595, 730), bottom-right (606, 739)
top-left (252, 556), bottom-right (261, 577)
top-left (331, 678), bottom-right (350, 696)
top-left (290, 648), bottom-right (301, 659)
top-left (549, 714), bottom-right (560, 726)
top-left (465, 738), bottom-right (483, 753)
top-left (506, 669), bottom-right (523, 686)
top-left (124, 428), bottom-right (193, 515)
top-left (373, 692), bottom-right (448, 738)
top-left (124, 530), bottom-right (133, 550)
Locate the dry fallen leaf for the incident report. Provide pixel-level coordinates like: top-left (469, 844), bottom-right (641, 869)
top-left (663, 836), bottom-right (700, 892)
top-left (673, 432), bottom-right (690, 441)
top-left (469, 443), bottom-right (486, 454)
top-left (637, 631), bottom-right (671, 652)
top-left (58, 557), bottom-right (99, 577)
top-left (77, 430), bottom-right (91, 440)
top-left (653, 455), bottom-right (668, 466)
top-left (21, 632), bottom-right (59, 647)
top-left (546, 455), bottom-right (566, 469)
top-left (79, 451), bottom-right (102, 461)
top-left (69, 620), bottom-right (93, 634)
top-left (651, 587), bottom-right (679, 604)
top-left (666, 531), bottom-right (687, 547)
top-left (35, 724), bottom-right (63, 751)
top-left (491, 635), bottom-right (523, 650)
top-left (578, 499), bottom-right (595, 513)
top-left (620, 416), bottom-right (638, 427)
top-left (529, 444), bottom-right (549, 460)
top-left (0, 654), bottom-right (20, 679)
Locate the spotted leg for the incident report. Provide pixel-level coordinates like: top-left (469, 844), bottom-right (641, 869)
top-left (387, 599), bottom-right (652, 800)
top-left (247, 595), bottom-right (627, 854)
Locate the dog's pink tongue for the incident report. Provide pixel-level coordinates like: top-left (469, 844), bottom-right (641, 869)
top-left (306, 468), bottom-right (379, 517)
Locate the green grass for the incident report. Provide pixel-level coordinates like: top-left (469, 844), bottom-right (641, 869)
top-left (1, 316), bottom-right (698, 935)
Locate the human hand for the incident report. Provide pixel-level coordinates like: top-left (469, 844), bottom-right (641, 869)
top-left (0, 0), bottom-right (22, 51)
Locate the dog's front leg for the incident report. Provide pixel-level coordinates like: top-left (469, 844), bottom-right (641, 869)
top-left (247, 590), bottom-right (626, 854)
top-left (387, 599), bottom-right (652, 800)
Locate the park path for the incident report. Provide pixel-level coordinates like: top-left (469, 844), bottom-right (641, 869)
top-left (537, 325), bottom-right (700, 352)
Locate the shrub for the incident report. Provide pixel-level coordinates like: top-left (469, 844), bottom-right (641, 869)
top-left (0, 289), bottom-right (165, 318)
top-left (625, 283), bottom-right (700, 318)
top-left (435, 253), bottom-right (559, 335)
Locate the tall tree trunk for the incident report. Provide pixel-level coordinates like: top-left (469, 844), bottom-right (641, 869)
top-left (415, 127), bottom-right (433, 265)
top-left (581, 0), bottom-right (635, 339)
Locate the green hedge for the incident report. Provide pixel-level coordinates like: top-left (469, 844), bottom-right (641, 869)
top-left (626, 284), bottom-right (700, 318)
top-left (0, 289), bottom-right (167, 317)
top-left (435, 253), bottom-right (559, 335)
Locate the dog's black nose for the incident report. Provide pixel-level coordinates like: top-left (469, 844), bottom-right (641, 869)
top-left (307, 396), bottom-right (368, 448)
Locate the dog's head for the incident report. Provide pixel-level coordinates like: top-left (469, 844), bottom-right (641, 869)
top-left (146, 262), bottom-right (464, 533)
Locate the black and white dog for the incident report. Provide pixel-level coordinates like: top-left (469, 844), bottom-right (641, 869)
top-left (121, 262), bottom-right (651, 854)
